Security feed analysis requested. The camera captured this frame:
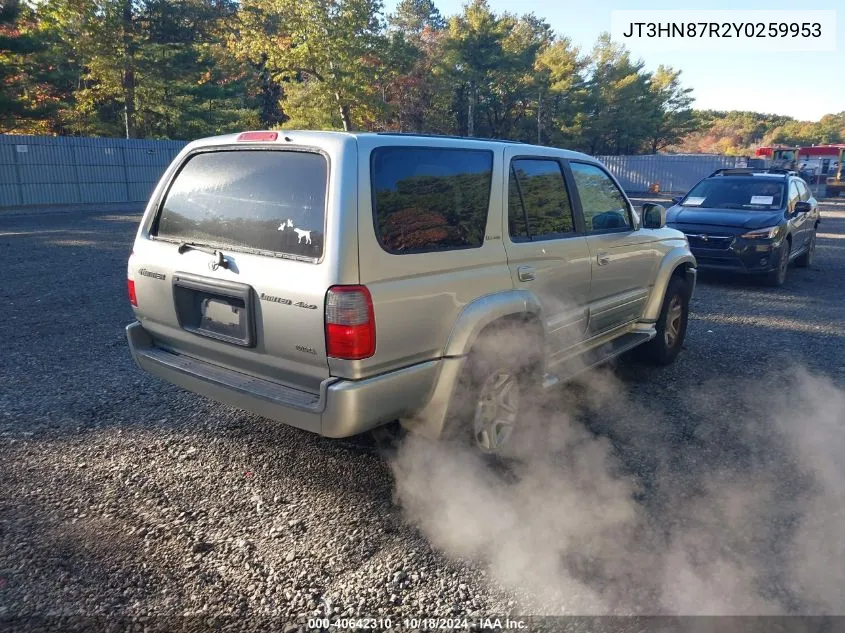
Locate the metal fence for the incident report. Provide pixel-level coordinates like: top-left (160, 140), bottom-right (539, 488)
top-left (596, 153), bottom-right (746, 194)
top-left (0, 134), bottom-right (187, 207)
top-left (0, 134), bottom-right (757, 208)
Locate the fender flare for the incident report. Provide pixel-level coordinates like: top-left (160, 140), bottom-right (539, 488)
top-left (443, 289), bottom-right (545, 357)
top-left (401, 290), bottom-right (545, 440)
top-left (641, 249), bottom-right (697, 322)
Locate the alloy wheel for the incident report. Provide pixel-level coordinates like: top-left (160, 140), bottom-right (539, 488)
top-left (664, 294), bottom-right (684, 348)
top-left (472, 370), bottom-right (520, 453)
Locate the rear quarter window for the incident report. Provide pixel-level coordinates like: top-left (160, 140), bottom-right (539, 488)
top-left (154, 149), bottom-right (327, 259)
top-left (371, 147), bottom-right (493, 254)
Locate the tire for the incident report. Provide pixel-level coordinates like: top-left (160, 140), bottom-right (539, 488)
top-left (638, 275), bottom-right (690, 366)
top-left (765, 239), bottom-right (791, 287)
top-left (795, 230), bottom-right (816, 268)
top-left (442, 321), bottom-right (541, 457)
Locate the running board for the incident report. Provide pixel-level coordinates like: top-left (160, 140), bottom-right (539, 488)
top-left (542, 330), bottom-right (655, 389)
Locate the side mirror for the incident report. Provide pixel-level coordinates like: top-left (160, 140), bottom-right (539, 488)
top-left (672, 195), bottom-right (684, 205)
top-left (794, 201), bottom-right (812, 214)
top-left (642, 202), bottom-right (667, 229)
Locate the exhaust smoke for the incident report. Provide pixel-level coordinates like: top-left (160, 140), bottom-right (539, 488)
top-left (389, 355), bottom-right (845, 616)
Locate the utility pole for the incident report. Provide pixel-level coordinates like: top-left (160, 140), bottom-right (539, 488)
top-left (121, 0), bottom-right (135, 139)
top-left (467, 81), bottom-right (474, 137)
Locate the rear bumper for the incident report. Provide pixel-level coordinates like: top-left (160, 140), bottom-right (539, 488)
top-left (126, 321), bottom-right (441, 438)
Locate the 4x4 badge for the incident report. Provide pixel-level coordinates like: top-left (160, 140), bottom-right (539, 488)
top-left (259, 294), bottom-right (317, 310)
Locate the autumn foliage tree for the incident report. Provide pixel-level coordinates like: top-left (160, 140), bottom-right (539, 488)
top-left (3, 0), bottom-right (842, 152)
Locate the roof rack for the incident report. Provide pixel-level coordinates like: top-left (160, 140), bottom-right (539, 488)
top-left (709, 167), bottom-right (797, 177)
top-left (374, 132), bottom-right (525, 145)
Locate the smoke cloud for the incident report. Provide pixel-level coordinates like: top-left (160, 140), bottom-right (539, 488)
top-left (389, 358), bottom-right (845, 616)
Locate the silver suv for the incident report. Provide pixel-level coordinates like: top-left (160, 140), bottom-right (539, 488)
top-left (126, 131), bottom-right (696, 454)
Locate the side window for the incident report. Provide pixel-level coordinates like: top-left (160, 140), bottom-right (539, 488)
top-left (508, 159), bottom-right (575, 241)
top-left (371, 147), bottom-right (493, 254)
top-left (796, 180), bottom-right (810, 201)
top-left (788, 181), bottom-right (800, 208)
top-left (570, 162), bottom-right (632, 232)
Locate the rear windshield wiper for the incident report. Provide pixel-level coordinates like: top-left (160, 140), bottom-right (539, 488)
top-left (177, 242), bottom-right (230, 269)
top-left (177, 241), bottom-right (217, 255)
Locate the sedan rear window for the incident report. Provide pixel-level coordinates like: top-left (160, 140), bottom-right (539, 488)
top-left (155, 150), bottom-right (327, 259)
top-left (681, 177), bottom-right (785, 210)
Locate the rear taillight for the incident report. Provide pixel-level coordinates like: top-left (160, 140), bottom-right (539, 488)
top-left (128, 279), bottom-right (137, 307)
top-left (127, 249), bottom-right (137, 307)
top-left (325, 286), bottom-right (375, 360)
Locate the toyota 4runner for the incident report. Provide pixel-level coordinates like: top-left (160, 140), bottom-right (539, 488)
top-left (126, 131), bottom-right (697, 454)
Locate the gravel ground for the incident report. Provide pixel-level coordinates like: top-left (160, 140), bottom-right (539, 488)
top-left (1, 199), bottom-right (844, 631)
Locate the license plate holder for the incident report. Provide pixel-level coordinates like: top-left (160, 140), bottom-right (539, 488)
top-left (173, 273), bottom-right (256, 347)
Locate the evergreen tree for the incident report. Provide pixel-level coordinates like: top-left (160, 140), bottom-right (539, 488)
top-left (0, 0), bottom-right (44, 131)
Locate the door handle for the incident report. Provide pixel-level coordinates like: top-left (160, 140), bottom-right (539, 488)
top-left (517, 265), bottom-right (536, 282)
top-left (597, 252), bottom-right (611, 266)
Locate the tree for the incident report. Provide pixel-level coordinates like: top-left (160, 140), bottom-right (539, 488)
top-left (646, 65), bottom-right (695, 153)
top-left (15, 0), bottom-right (845, 158)
top-left (380, 0), bottom-right (447, 132)
top-left (389, 0), bottom-right (444, 37)
top-left (766, 113), bottom-right (843, 147)
top-left (582, 34), bottom-right (654, 155)
top-left (234, 0), bottom-right (387, 132)
top-left (675, 110), bottom-right (795, 155)
top-left (533, 36), bottom-right (587, 146)
top-left (32, 0), bottom-right (253, 138)
top-left (494, 12), bottom-right (553, 142)
top-left (135, 0), bottom-right (256, 138)
top-left (438, 0), bottom-right (516, 137)
top-left (0, 0), bottom-right (45, 131)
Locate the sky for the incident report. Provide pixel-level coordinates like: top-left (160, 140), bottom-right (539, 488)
top-left (383, 0), bottom-right (843, 122)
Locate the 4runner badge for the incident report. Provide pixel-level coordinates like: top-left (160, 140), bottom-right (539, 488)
top-left (138, 268), bottom-right (166, 280)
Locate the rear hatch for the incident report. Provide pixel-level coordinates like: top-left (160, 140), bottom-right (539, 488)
top-left (130, 139), bottom-right (354, 395)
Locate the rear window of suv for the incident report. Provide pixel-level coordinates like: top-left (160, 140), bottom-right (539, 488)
top-left (371, 147), bottom-right (493, 254)
top-left (154, 150), bottom-right (327, 260)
